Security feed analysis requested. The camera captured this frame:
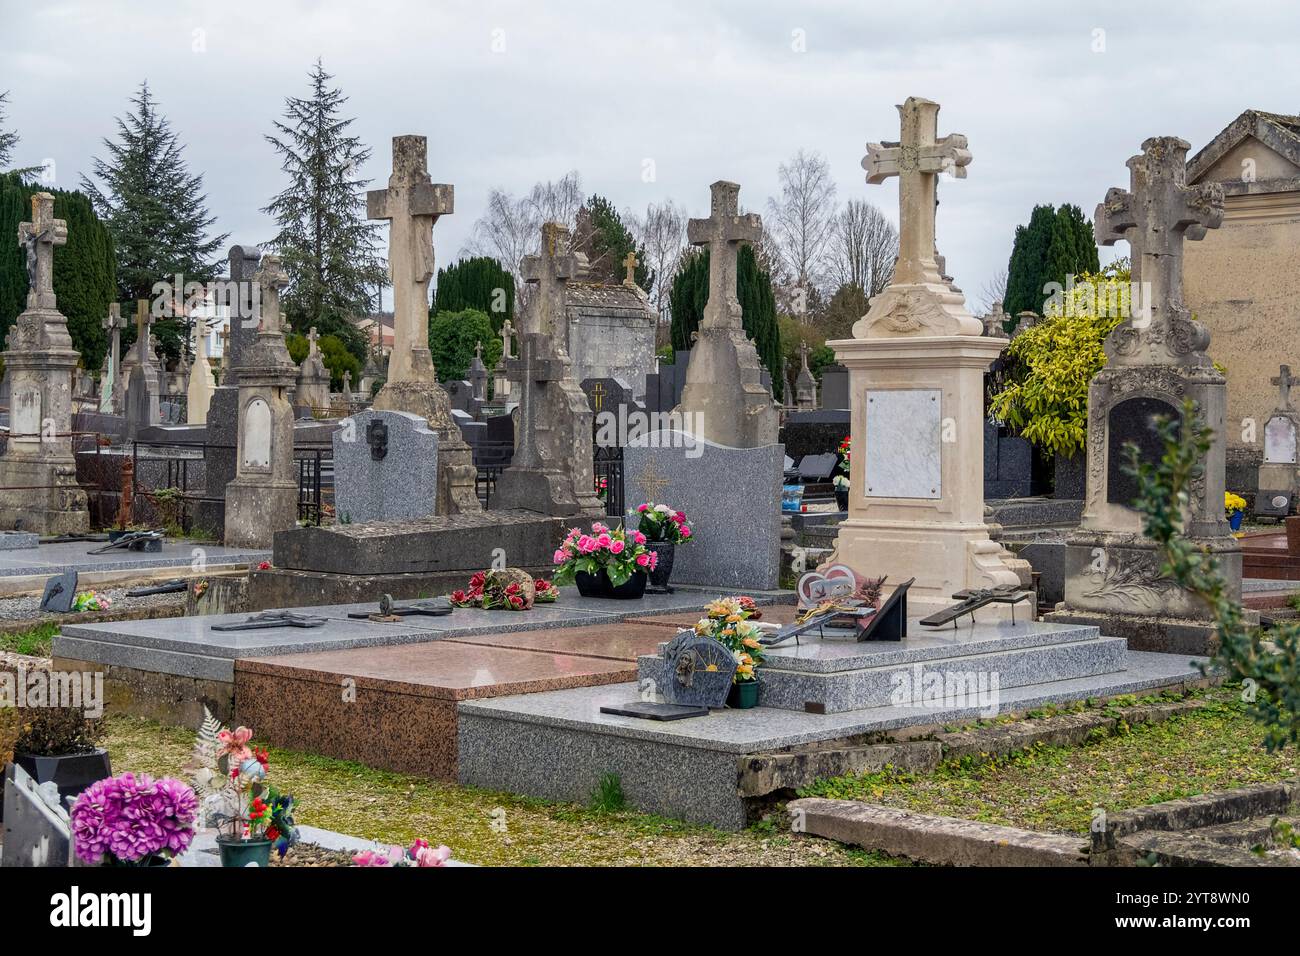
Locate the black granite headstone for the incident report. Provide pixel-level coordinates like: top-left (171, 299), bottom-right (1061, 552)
top-left (1107, 397), bottom-right (1180, 507)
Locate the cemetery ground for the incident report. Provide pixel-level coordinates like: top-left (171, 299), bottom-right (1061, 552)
top-left (92, 681), bottom-right (1296, 866)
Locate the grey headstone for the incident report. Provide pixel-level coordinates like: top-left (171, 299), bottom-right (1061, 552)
top-left (819, 364), bottom-right (849, 410)
top-left (1264, 416), bottom-right (1297, 464)
top-left (2, 763), bottom-right (72, 868)
top-left (624, 430), bottom-right (783, 590)
top-left (333, 410), bottom-right (439, 523)
top-left (797, 453), bottom-right (839, 481)
top-left (40, 571), bottom-right (78, 613)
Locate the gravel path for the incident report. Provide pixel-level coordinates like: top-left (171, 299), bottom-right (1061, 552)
top-left (0, 586), bottom-right (186, 623)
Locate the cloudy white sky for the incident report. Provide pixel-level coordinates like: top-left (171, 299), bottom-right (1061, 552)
top-left (4, 0), bottom-right (1298, 306)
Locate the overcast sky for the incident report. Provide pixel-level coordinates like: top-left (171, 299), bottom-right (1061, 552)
top-left (4, 0), bottom-right (1298, 309)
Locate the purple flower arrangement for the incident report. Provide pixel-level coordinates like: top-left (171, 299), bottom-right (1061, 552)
top-left (70, 772), bottom-right (199, 866)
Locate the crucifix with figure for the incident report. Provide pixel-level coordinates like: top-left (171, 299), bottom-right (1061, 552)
top-left (18, 193), bottom-right (67, 311)
top-left (687, 181), bottom-right (761, 330)
top-left (521, 222), bottom-right (585, 344)
top-left (1094, 136), bottom-right (1223, 360)
top-left (863, 97), bottom-right (970, 287)
top-left (368, 135), bottom-right (453, 384)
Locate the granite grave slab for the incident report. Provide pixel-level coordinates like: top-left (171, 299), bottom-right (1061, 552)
top-left (333, 409), bottom-right (439, 523)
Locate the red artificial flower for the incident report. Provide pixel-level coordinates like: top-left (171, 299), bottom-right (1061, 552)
top-left (469, 572), bottom-right (486, 589)
top-left (505, 582), bottom-right (520, 594)
top-left (450, 589), bottom-right (467, 603)
top-left (257, 561), bottom-right (271, 571)
top-left (509, 595), bottom-right (523, 608)
top-left (254, 747), bottom-right (270, 771)
top-left (534, 579), bottom-right (551, 591)
top-left (265, 826), bottom-right (280, 842)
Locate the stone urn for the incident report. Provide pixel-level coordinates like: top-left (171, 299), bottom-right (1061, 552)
top-left (645, 541), bottom-right (676, 593)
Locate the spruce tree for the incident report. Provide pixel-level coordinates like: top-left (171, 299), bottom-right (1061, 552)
top-left (81, 81), bottom-right (226, 360)
top-left (1005, 203), bottom-right (1100, 318)
top-left (669, 245), bottom-right (782, 403)
top-left (262, 61), bottom-right (384, 362)
top-left (433, 256), bottom-right (515, 331)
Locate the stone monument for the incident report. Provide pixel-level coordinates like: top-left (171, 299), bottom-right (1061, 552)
top-left (492, 223), bottom-right (603, 519)
top-left (827, 96), bottom-right (1025, 619)
top-left (794, 340), bottom-right (818, 409)
top-left (0, 192), bottom-right (89, 534)
top-left (99, 302), bottom-right (125, 414)
top-left (124, 300), bottom-right (162, 439)
top-left (333, 409), bottom-right (439, 523)
top-left (224, 255), bottom-right (299, 548)
top-left (468, 341), bottom-right (487, 406)
top-left (367, 134), bottom-right (479, 514)
top-left (1255, 364), bottom-right (1300, 515)
top-left (673, 181), bottom-right (778, 447)
top-left (186, 317), bottom-right (217, 424)
top-left (1047, 136), bottom-right (1238, 654)
top-left (295, 326), bottom-right (331, 414)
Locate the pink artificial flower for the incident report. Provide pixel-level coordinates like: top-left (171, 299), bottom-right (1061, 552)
top-left (553, 549), bottom-right (567, 564)
top-left (632, 531), bottom-right (646, 545)
top-left (596, 533), bottom-right (612, 549)
top-left (637, 504), bottom-right (649, 512)
top-left (680, 527), bottom-right (691, 538)
top-left (579, 535), bottom-right (597, 553)
top-left (592, 522), bottom-right (606, 534)
top-left (648, 551), bottom-right (658, 570)
top-left (414, 844), bottom-right (452, 867)
top-left (216, 727), bottom-right (254, 766)
top-left (353, 849), bottom-right (393, 867)
top-left (635, 553), bottom-right (650, 568)
top-left (609, 539), bottom-right (625, 555)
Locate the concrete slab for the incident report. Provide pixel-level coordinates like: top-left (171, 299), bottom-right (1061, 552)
top-left (0, 539), bottom-right (268, 578)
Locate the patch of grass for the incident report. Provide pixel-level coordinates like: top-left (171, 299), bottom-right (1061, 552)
top-left (0, 621), bottom-right (59, 657)
top-left (588, 773), bottom-right (626, 814)
top-left (799, 687), bottom-right (1300, 835)
top-left (102, 715), bottom-right (888, 867)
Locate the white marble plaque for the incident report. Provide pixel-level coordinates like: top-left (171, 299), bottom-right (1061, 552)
top-left (11, 386), bottom-right (41, 441)
top-left (864, 388), bottom-right (941, 499)
top-left (242, 398), bottom-right (272, 469)
top-left (1264, 415), bottom-right (1297, 464)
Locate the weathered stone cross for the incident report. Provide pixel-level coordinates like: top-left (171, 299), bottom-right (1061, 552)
top-left (499, 318), bottom-right (514, 361)
top-left (623, 251), bottom-right (638, 285)
top-left (863, 97), bottom-right (970, 287)
top-left (474, 340), bottom-right (483, 362)
top-left (687, 181), bottom-right (761, 331)
top-left (1274, 365), bottom-right (1295, 410)
top-left (18, 192), bottom-right (67, 310)
top-left (367, 135), bottom-right (453, 384)
top-left (102, 302), bottom-right (124, 372)
top-left (133, 300), bottom-right (157, 365)
top-left (522, 222), bottom-right (585, 343)
top-left (253, 254), bottom-right (289, 334)
top-left (307, 326), bottom-right (320, 357)
top-left (1095, 136), bottom-right (1223, 336)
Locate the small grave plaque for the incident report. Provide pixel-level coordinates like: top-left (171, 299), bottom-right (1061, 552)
top-left (660, 631), bottom-right (737, 709)
top-left (1107, 397), bottom-right (1180, 507)
top-left (39, 571), bottom-right (77, 614)
top-left (1264, 416), bottom-right (1297, 465)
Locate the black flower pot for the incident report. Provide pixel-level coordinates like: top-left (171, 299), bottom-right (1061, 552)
top-left (574, 569), bottom-right (648, 600)
top-left (14, 748), bottom-right (112, 811)
top-left (645, 541), bottom-right (676, 593)
top-left (834, 486), bottom-right (849, 511)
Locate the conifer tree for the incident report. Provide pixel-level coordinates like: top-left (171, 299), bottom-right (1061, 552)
top-left (433, 256), bottom-right (515, 331)
top-left (0, 91), bottom-right (19, 171)
top-left (1004, 203), bottom-right (1099, 319)
top-left (262, 60), bottom-right (384, 361)
top-left (574, 194), bottom-right (651, 289)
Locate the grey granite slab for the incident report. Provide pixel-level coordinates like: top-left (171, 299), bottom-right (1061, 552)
top-left (333, 410), bottom-right (439, 523)
top-left (0, 531), bottom-right (38, 551)
top-left (1242, 577), bottom-right (1299, 594)
top-left (0, 539), bottom-right (269, 578)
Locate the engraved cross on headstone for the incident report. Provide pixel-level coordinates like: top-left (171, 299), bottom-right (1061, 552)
top-left (367, 135), bottom-right (453, 384)
top-left (863, 97), bottom-right (970, 286)
top-left (1274, 365), bottom-right (1295, 411)
top-left (521, 222), bottom-right (585, 342)
top-left (1095, 136), bottom-right (1224, 347)
top-left (18, 192), bottom-right (67, 310)
top-left (253, 255), bottom-right (289, 334)
top-left (507, 332), bottom-right (563, 470)
top-left (687, 181), bottom-right (761, 331)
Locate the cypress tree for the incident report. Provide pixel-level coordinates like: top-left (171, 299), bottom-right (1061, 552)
top-left (0, 90), bottom-right (19, 171)
top-left (262, 60), bottom-right (384, 361)
top-left (1006, 203), bottom-right (1100, 318)
top-left (432, 256), bottom-right (515, 331)
top-left (668, 245), bottom-right (783, 403)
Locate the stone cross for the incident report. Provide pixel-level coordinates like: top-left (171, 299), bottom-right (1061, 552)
top-left (507, 332), bottom-right (564, 470)
top-left (342, 370), bottom-right (352, 395)
top-left (499, 318), bottom-right (514, 361)
top-left (863, 97), bottom-right (971, 287)
top-left (687, 181), bottom-right (761, 331)
top-left (367, 135), bottom-right (453, 384)
top-left (1095, 136), bottom-right (1223, 344)
top-left (132, 300), bottom-right (156, 365)
top-left (18, 192), bottom-right (67, 310)
top-left (307, 326), bottom-right (320, 357)
top-left (623, 251), bottom-right (638, 285)
top-left (474, 340), bottom-right (483, 362)
top-left (102, 303), bottom-right (124, 380)
top-left (798, 339), bottom-right (811, 370)
top-left (521, 223), bottom-right (585, 342)
top-left (253, 255), bottom-right (289, 334)
top-left (1274, 365), bottom-right (1295, 411)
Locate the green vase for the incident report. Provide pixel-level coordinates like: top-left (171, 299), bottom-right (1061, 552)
top-left (727, 680), bottom-right (760, 709)
top-left (216, 835), bottom-right (273, 868)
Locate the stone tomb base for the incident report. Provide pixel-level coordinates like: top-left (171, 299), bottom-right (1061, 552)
top-left (624, 430), bottom-right (783, 590)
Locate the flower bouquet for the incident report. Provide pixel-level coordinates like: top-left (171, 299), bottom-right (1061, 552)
top-left (70, 772), bottom-right (197, 867)
top-left (692, 597), bottom-right (767, 707)
top-left (1225, 491), bottom-right (1247, 532)
top-left (72, 590), bottom-right (112, 612)
top-left (449, 568), bottom-right (557, 610)
top-left (552, 521), bottom-right (655, 599)
top-left (634, 502), bottom-right (693, 545)
top-left (353, 838), bottom-right (452, 867)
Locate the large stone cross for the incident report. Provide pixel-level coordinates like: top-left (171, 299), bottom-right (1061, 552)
top-left (687, 181), bottom-right (761, 330)
top-left (521, 222), bottom-right (585, 342)
top-left (623, 251), bottom-right (638, 285)
top-left (102, 302), bottom-right (124, 366)
top-left (1095, 136), bottom-right (1223, 340)
top-left (18, 192), bottom-right (67, 310)
top-left (507, 332), bottom-right (564, 470)
top-left (133, 300), bottom-right (157, 365)
top-left (863, 97), bottom-right (970, 286)
top-left (367, 135), bottom-right (453, 384)
top-left (1274, 365), bottom-right (1295, 411)
top-left (253, 254), bottom-right (289, 334)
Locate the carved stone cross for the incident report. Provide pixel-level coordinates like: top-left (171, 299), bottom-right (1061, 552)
top-left (521, 223), bottom-right (585, 343)
top-left (1274, 365), bottom-right (1295, 411)
top-left (253, 255), bottom-right (289, 334)
top-left (102, 302), bottom-right (124, 369)
top-left (507, 332), bottom-right (563, 470)
top-left (687, 181), bottom-right (761, 331)
top-left (474, 340), bottom-right (483, 362)
top-left (1095, 136), bottom-right (1223, 354)
top-left (499, 318), bottom-right (514, 362)
top-left (623, 251), bottom-right (638, 285)
top-left (133, 300), bottom-right (157, 365)
top-left (18, 192), bottom-right (67, 310)
top-left (307, 326), bottom-right (320, 355)
top-left (368, 135), bottom-right (453, 384)
top-left (863, 97), bottom-right (970, 287)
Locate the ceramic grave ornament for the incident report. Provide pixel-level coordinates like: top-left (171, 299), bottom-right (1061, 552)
top-left (1047, 136), bottom-right (1240, 654)
top-left (0, 192), bottom-right (90, 534)
top-left (827, 97), bottom-right (1026, 621)
top-left (660, 630), bottom-right (738, 709)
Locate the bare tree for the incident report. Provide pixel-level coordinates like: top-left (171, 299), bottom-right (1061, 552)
top-left (766, 149), bottom-right (837, 314)
top-left (828, 198), bottom-right (898, 299)
top-left (976, 268), bottom-right (1008, 315)
top-left (631, 199), bottom-right (687, 321)
top-left (463, 170), bottom-right (584, 278)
